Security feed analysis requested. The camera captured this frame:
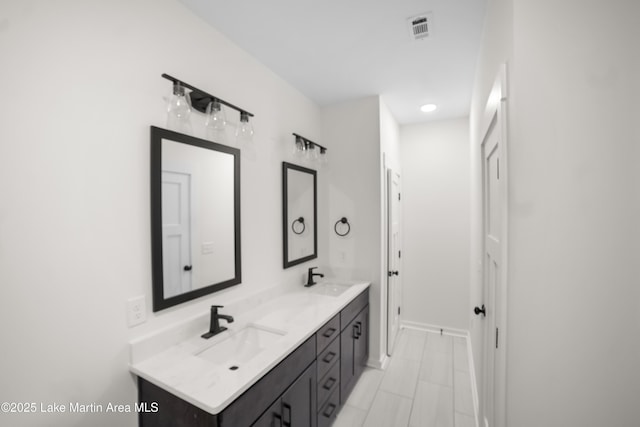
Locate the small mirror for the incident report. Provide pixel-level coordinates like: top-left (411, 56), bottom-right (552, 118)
top-left (283, 162), bottom-right (317, 268)
top-left (151, 126), bottom-right (241, 311)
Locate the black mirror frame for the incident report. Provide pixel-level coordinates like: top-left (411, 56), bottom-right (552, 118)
top-left (150, 126), bottom-right (241, 312)
top-left (282, 162), bottom-right (317, 268)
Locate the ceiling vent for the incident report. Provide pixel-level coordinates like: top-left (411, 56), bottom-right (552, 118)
top-left (408, 13), bottom-right (433, 40)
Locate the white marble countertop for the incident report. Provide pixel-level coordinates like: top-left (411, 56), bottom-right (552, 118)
top-left (129, 280), bottom-right (370, 415)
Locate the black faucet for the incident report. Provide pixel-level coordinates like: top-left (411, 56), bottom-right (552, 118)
top-left (305, 266), bottom-right (324, 287)
top-left (201, 305), bottom-right (234, 339)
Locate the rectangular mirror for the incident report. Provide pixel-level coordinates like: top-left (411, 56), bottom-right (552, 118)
top-left (151, 126), bottom-right (241, 311)
top-left (282, 162), bottom-right (317, 268)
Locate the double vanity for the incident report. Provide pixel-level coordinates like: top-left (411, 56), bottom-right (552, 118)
top-left (130, 280), bottom-right (370, 426)
top-left (142, 124), bottom-right (363, 426)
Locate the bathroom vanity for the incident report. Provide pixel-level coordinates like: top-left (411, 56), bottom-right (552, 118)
top-left (130, 281), bottom-right (369, 427)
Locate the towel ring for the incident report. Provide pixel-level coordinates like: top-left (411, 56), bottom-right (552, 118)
top-left (291, 217), bottom-right (305, 235)
top-left (334, 217), bottom-right (351, 237)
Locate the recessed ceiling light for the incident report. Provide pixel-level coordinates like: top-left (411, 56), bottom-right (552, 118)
top-left (420, 104), bottom-right (437, 113)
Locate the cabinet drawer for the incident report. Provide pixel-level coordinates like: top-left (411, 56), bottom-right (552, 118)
top-left (340, 288), bottom-right (369, 331)
top-left (316, 314), bottom-right (340, 354)
top-left (317, 388), bottom-right (340, 427)
top-left (317, 360), bottom-right (339, 411)
top-left (317, 336), bottom-right (339, 380)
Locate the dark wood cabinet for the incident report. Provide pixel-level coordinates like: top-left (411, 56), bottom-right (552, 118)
top-left (340, 303), bottom-right (369, 404)
top-left (253, 361), bottom-right (317, 427)
top-left (252, 399), bottom-right (282, 427)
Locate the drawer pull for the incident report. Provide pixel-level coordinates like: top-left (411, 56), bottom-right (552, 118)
top-left (273, 413), bottom-right (283, 427)
top-left (283, 403), bottom-right (291, 427)
top-left (322, 327), bottom-right (337, 338)
top-left (354, 322), bottom-right (362, 339)
top-left (322, 377), bottom-right (336, 390)
top-left (322, 351), bottom-right (336, 364)
top-left (322, 403), bottom-right (337, 418)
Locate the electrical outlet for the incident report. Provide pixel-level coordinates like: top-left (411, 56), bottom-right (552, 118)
top-left (127, 296), bottom-right (147, 327)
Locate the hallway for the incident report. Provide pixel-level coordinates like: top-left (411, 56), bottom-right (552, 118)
top-left (334, 328), bottom-right (476, 427)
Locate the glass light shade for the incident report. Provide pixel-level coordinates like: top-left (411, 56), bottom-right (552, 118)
top-left (293, 136), bottom-right (306, 158)
top-left (306, 144), bottom-right (319, 162)
top-left (236, 112), bottom-right (254, 144)
top-left (166, 82), bottom-right (192, 134)
top-left (320, 147), bottom-right (328, 164)
top-left (205, 99), bottom-right (227, 142)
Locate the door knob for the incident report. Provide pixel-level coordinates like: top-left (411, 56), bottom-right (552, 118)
top-left (387, 270), bottom-right (399, 277)
top-left (474, 304), bottom-right (486, 317)
top-left (183, 265), bottom-right (193, 271)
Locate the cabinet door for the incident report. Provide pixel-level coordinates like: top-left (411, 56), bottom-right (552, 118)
top-left (340, 315), bottom-right (357, 402)
top-left (353, 306), bottom-right (369, 379)
top-left (281, 361), bottom-right (317, 427)
top-left (253, 399), bottom-right (283, 427)
top-left (340, 306), bottom-right (369, 404)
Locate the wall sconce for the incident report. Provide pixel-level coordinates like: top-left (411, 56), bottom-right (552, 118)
top-left (292, 133), bottom-right (327, 164)
top-left (162, 74), bottom-right (254, 145)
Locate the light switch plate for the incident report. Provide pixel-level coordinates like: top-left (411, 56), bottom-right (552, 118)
top-left (127, 296), bottom-right (147, 327)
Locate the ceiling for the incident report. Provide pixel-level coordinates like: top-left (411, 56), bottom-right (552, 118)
top-left (179, 0), bottom-right (487, 125)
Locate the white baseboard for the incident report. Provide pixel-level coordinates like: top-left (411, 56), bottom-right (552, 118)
top-left (465, 331), bottom-right (480, 427)
top-left (367, 353), bottom-right (390, 370)
top-left (400, 320), bottom-right (468, 337)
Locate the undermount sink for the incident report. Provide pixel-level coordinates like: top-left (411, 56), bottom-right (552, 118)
top-left (311, 282), bottom-right (351, 297)
top-left (197, 324), bottom-right (286, 366)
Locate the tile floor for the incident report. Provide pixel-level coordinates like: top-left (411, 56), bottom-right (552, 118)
top-left (334, 328), bottom-right (476, 427)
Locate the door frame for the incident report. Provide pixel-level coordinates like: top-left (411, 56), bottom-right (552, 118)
top-left (386, 168), bottom-right (402, 356)
top-left (479, 64), bottom-right (509, 427)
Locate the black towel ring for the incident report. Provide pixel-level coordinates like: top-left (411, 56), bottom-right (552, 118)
top-left (334, 217), bottom-right (351, 237)
top-left (291, 217), bottom-right (305, 235)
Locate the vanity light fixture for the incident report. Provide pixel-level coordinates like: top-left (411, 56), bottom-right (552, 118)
top-left (292, 133), bottom-right (327, 164)
top-left (161, 74), bottom-right (254, 142)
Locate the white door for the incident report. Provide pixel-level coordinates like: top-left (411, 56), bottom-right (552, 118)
top-left (387, 169), bottom-right (402, 355)
top-left (161, 171), bottom-right (192, 298)
top-left (481, 117), bottom-right (506, 427)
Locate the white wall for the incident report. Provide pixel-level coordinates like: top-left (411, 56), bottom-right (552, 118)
top-left (470, 0), bottom-right (640, 425)
top-left (0, 1), bottom-right (325, 426)
top-left (321, 96), bottom-right (392, 366)
top-left (401, 118), bottom-right (470, 330)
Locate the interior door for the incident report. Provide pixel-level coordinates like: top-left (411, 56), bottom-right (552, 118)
top-left (386, 169), bottom-right (402, 355)
top-left (481, 117), bottom-right (506, 427)
top-left (161, 171), bottom-right (192, 298)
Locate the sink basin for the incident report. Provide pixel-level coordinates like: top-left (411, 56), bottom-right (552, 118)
top-left (197, 325), bottom-right (286, 366)
top-left (311, 282), bottom-right (351, 297)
